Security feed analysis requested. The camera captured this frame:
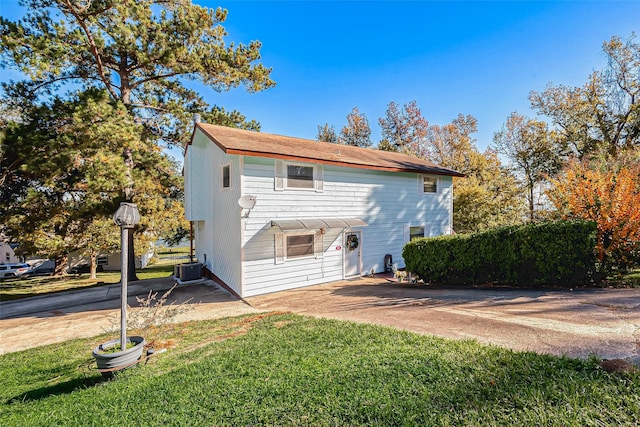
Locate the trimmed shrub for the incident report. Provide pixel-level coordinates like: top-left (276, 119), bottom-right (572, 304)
top-left (403, 220), bottom-right (597, 287)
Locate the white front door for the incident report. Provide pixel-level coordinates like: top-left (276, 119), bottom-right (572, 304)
top-left (344, 231), bottom-right (361, 277)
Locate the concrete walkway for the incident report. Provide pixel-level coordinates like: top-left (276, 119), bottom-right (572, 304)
top-left (2, 276), bottom-right (639, 365)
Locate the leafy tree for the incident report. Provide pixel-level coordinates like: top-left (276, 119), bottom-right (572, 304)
top-left (1, 0), bottom-right (273, 279)
top-left (547, 151), bottom-right (640, 271)
top-left (530, 34), bottom-right (640, 158)
top-left (0, 90), bottom-right (184, 276)
top-left (0, 0), bottom-right (273, 147)
top-left (80, 219), bottom-right (121, 279)
top-left (376, 139), bottom-right (398, 152)
top-left (493, 112), bottom-right (561, 221)
top-left (452, 149), bottom-right (525, 233)
top-left (424, 114), bottom-right (479, 168)
top-left (339, 107), bottom-right (372, 147)
top-left (423, 114), bottom-right (525, 233)
top-left (317, 123), bottom-right (338, 143)
top-left (378, 100), bottom-right (429, 155)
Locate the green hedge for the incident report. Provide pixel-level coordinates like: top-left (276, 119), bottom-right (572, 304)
top-left (402, 221), bottom-right (597, 287)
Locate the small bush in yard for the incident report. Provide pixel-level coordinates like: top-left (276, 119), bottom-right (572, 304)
top-left (403, 220), bottom-right (598, 286)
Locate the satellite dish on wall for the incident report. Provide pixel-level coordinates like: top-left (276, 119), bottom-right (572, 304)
top-left (238, 195), bottom-right (257, 210)
top-left (238, 195), bottom-right (256, 218)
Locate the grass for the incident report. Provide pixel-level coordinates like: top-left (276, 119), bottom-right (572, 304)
top-left (1, 313), bottom-right (638, 426)
top-left (0, 264), bottom-right (175, 301)
top-left (0, 246), bottom-right (190, 301)
top-left (607, 268), bottom-right (640, 287)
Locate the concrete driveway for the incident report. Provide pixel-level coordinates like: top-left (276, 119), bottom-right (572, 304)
top-left (2, 276), bottom-right (639, 365)
top-left (0, 278), bottom-right (259, 355)
top-left (247, 276), bottom-right (640, 363)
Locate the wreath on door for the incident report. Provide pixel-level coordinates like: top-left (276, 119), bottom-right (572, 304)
top-left (346, 234), bottom-right (359, 252)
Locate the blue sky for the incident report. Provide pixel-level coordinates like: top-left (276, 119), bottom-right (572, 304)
top-left (2, 1), bottom-right (640, 151)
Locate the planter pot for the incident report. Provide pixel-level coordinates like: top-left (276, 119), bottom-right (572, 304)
top-left (92, 336), bottom-right (146, 377)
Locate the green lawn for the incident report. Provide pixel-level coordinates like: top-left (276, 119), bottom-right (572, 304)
top-left (0, 264), bottom-right (175, 301)
top-left (608, 269), bottom-right (640, 287)
top-left (1, 314), bottom-right (637, 426)
top-left (0, 247), bottom-right (190, 301)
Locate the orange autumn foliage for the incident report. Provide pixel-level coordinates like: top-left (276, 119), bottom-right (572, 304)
top-left (548, 159), bottom-right (640, 270)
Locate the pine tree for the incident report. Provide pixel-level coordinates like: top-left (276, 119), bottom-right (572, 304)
top-left (1, 90), bottom-right (184, 277)
top-left (1, 0), bottom-right (274, 279)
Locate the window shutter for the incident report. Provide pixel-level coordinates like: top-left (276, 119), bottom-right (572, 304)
top-left (275, 160), bottom-right (284, 191)
top-left (417, 174), bottom-right (423, 194)
top-left (314, 230), bottom-right (324, 258)
top-left (315, 164), bottom-right (324, 192)
top-left (274, 234), bottom-right (285, 264)
top-left (403, 224), bottom-right (411, 244)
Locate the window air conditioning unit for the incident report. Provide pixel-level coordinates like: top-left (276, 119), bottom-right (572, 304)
top-left (174, 262), bottom-right (203, 282)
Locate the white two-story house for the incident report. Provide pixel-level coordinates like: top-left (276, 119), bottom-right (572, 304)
top-left (184, 123), bottom-right (463, 297)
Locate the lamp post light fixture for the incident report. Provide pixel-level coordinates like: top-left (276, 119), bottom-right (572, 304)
top-left (113, 202), bottom-right (140, 352)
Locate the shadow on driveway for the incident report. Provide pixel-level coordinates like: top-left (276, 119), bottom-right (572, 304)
top-left (248, 277), bottom-right (640, 363)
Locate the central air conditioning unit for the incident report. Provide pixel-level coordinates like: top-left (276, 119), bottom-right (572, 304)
top-left (174, 262), bottom-right (203, 282)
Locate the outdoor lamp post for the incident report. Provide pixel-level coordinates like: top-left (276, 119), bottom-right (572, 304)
top-left (113, 202), bottom-right (140, 351)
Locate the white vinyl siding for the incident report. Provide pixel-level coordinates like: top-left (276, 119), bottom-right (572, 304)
top-left (188, 130), bottom-right (242, 295)
top-left (240, 157), bottom-right (453, 297)
top-left (184, 132), bottom-right (210, 221)
top-left (189, 127), bottom-right (454, 297)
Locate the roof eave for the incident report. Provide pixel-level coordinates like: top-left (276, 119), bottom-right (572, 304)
top-left (195, 123), bottom-right (465, 178)
top-left (224, 148), bottom-right (464, 177)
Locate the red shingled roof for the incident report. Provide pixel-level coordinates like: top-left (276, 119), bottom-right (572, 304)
top-left (193, 123), bottom-right (464, 177)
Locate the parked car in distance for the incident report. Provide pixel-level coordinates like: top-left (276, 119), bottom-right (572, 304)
top-left (0, 263), bottom-right (30, 279)
top-left (21, 259), bottom-right (56, 278)
top-left (67, 263), bottom-right (103, 274)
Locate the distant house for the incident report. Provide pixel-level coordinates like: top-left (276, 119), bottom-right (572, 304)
top-left (68, 248), bottom-right (154, 272)
top-left (184, 124), bottom-right (463, 297)
top-left (0, 242), bottom-right (19, 264)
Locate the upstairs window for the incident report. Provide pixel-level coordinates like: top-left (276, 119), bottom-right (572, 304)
top-left (221, 162), bottom-right (231, 190)
top-left (287, 164), bottom-right (314, 189)
top-left (419, 174), bottom-right (439, 194)
top-left (275, 160), bottom-right (324, 192)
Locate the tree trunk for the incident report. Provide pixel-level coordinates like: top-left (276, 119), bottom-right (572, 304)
top-left (89, 251), bottom-right (98, 279)
top-left (53, 254), bottom-right (68, 276)
top-left (529, 185), bottom-right (535, 222)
